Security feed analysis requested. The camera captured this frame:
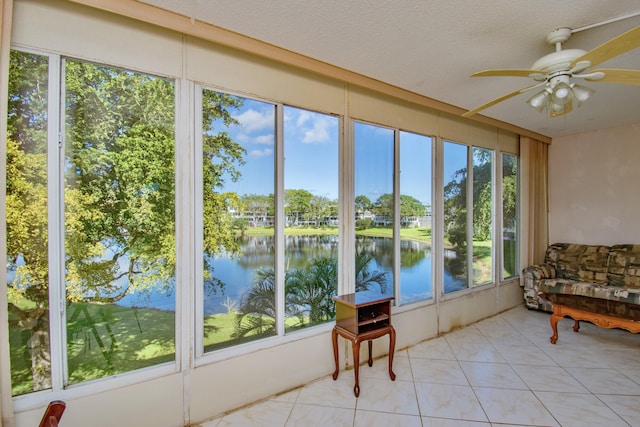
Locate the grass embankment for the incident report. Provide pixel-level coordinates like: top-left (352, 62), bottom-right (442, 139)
top-left (244, 225), bottom-right (432, 243)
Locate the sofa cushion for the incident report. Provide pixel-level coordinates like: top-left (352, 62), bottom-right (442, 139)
top-left (544, 243), bottom-right (610, 284)
top-left (607, 244), bottom-right (640, 289)
top-left (539, 279), bottom-right (640, 305)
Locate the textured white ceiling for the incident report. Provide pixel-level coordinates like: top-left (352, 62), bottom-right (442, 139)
top-left (140, 0), bottom-right (640, 139)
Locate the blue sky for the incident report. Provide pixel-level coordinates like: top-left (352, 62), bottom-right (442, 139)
top-left (213, 94), bottom-right (448, 207)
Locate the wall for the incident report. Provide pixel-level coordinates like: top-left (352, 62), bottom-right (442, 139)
top-left (549, 122), bottom-right (640, 245)
top-left (3, 1), bottom-right (524, 426)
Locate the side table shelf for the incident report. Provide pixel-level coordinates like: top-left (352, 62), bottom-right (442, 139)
top-left (331, 293), bottom-right (396, 397)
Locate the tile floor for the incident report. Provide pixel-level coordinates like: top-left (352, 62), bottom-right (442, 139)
top-left (200, 304), bottom-right (640, 426)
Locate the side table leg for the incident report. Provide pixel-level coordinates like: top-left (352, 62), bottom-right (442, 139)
top-left (388, 327), bottom-right (396, 381)
top-left (367, 340), bottom-right (373, 367)
top-left (331, 327), bottom-right (339, 380)
top-left (352, 339), bottom-right (361, 397)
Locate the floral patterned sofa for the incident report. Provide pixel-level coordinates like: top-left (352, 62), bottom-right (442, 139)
top-left (523, 243), bottom-right (640, 343)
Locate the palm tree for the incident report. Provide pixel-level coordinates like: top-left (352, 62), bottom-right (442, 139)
top-left (232, 252), bottom-right (388, 338)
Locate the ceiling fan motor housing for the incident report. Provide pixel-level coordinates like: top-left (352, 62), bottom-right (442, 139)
top-left (531, 49), bottom-right (587, 74)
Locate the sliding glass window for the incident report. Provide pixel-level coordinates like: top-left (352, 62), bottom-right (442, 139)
top-left (200, 90), bottom-right (276, 351)
top-left (443, 141), bottom-right (494, 293)
top-left (399, 131), bottom-right (433, 303)
top-left (472, 147), bottom-right (493, 287)
top-left (64, 59), bottom-right (176, 384)
top-left (354, 122), bottom-right (394, 300)
top-left (502, 153), bottom-right (519, 280)
top-left (283, 106), bottom-right (339, 331)
top-left (353, 123), bottom-right (433, 304)
top-left (6, 50), bottom-right (52, 396)
top-left (7, 51), bottom-right (177, 395)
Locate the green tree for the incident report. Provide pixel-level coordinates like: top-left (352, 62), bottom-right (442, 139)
top-left (373, 193), bottom-right (393, 218)
top-left (6, 53), bottom-right (247, 392)
top-left (355, 194), bottom-right (371, 219)
top-left (400, 194), bottom-right (425, 226)
top-left (240, 193), bottom-right (274, 227)
top-left (285, 189), bottom-right (313, 225)
top-left (6, 51), bottom-right (52, 392)
top-left (443, 149), bottom-right (493, 247)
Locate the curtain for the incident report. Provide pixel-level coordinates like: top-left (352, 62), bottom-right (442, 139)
top-left (520, 136), bottom-right (549, 267)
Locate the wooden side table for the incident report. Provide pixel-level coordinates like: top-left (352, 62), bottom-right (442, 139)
top-left (331, 293), bottom-right (396, 397)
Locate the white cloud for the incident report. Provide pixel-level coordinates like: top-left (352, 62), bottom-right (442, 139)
top-left (295, 110), bottom-right (311, 127)
top-left (302, 115), bottom-right (331, 144)
top-left (254, 134), bottom-right (274, 145)
top-left (234, 108), bottom-right (274, 133)
top-left (249, 148), bottom-right (273, 158)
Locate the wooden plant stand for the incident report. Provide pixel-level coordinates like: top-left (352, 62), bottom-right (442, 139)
top-left (331, 294), bottom-right (396, 397)
top-left (549, 304), bottom-right (640, 344)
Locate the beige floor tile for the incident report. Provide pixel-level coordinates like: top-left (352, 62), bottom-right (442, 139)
top-left (460, 361), bottom-right (528, 389)
top-left (474, 387), bottom-right (559, 426)
top-left (449, 341), bottom-right (506, 363)
top-left (597, 394), bottom-right (640, 426)
top-left (410, 358), bottom-right (469, 385)
top-left (510, 364), bottom-right (589, 393)
top-left (407, 336), bottom-right (456, 360)
top-left (356, 377), bottom-right (419, 415)
top-left (284, 404), bottom-right (354, 427)
top-left (414, 382), bottom-right (487, 422)
top-left (216, 400), bottom-right (293, 427)
top-left (565, 367), bottom-right (640, 394)
top-left (492, 343), bottom-right (558, 366)
top-left (354, 410), bottom-right (422, 427)
top-left (535, 391), bottom-right (628, 426)
top-left (421, 417), bottom-right (491, 426)
top-left (296, 376), bottom-right (358, 409)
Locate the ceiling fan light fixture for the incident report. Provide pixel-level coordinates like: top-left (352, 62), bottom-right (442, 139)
top-left (526, 89), bottom-right (551, 112)
top-left (571, 83), bottom-right (595, 105)
top-left (550, 101), bottom-right (571, 117)
top-left (551, 81), bottom-right (572, 105)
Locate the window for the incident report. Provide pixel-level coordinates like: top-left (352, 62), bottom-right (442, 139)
top-left (283, 106), bottom-right (339, 331)
top-left (199, 95), bottom-right (343, 350)
top-left (472, 147), bottom-right (493, 286)
top-left (6, 51), bottom-right (176, 395)
top-left (64, 60), bottom-right (176, 385)
top-left (443, 141), bottom-right (494, 293)
top-left (200, 90), bottom-right (276, 351)
top-left (352, 123), bottom-right (433, 304)
top-left (502, 153), bottom-right (519, 279)
top-left (6, 50), bottom-right (51, 396)
top-left (354, 122), bottom-right (394, 300)
top-left (399, 131), bottom-right (433, 303)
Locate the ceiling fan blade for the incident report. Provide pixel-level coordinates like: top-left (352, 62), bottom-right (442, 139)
top-left (571, 26), bottom-right (640, 69)
top-left (586, 68), bottom-right (640, 84)
top-left (462, 83), bottom-right (543, 117)
top-left (471, 69), bottom-right (542, 78)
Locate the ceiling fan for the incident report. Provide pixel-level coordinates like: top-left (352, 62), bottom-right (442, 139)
top-left (463, 25), bottom-right (640, 118)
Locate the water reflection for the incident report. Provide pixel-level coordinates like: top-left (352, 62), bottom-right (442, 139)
top-left (118, 235), bottom-right (467, 313)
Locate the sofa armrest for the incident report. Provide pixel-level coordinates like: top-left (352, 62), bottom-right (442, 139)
top-left (522, 264), bottom-right (556, 311)
top-left (523, 264), bottom-right (557, 282)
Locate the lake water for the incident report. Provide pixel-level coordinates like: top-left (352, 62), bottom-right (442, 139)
top-left (118, 235), bottom-right (466, 314)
